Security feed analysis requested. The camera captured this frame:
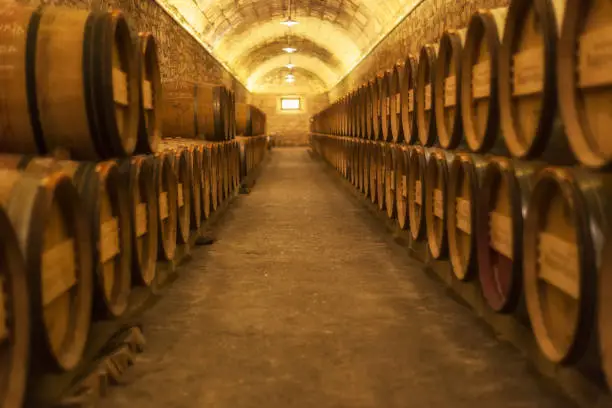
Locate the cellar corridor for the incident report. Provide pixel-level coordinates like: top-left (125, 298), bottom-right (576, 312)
top-left (101, 148), bottom-right (571, 408)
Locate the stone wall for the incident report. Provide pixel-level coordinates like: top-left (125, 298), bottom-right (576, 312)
top-left (16, 0), bottom-right (250, 102)
top-left (329, 0), bottom-right (509, 101)
top-left (251, 94), bottom-right (330, 146)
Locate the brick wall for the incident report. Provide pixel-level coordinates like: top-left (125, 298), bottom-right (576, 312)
top-left (16, 0), bottom-right (250, 102)
top-left (251, 94), bottom-right (330, 146)
top-left (329, 0), bottom-right (509, 101)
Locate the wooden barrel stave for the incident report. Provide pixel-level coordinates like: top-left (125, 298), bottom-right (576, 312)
top-left (155, 151), bottom-right (178, 261)
top-left (401, 56), bottom-right (418, 144)
top-left (381, 71), bottom-right (394, 142)
top-left (408, 146), bottom-right (430, 241)
top-left (136, 32), bottom-right (162, 154)
top-left (417, 44), bottom-right (439, 147)
top-left (425, 149), bottom-right (454, 259)
top-left (390, 62), bottom-right (404, 143)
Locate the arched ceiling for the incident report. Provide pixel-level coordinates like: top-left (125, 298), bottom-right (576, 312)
top-left (158, 0), bottom-right (422, 93)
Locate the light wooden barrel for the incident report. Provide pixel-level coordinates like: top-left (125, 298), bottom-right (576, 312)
top-left (381, 71), bottom-right (393, 142)
top-left (524, 167), bottom-right (610, 365)
top-left (119, 156), bottom-right (158, 287)
top-left (154, 151), bottom-right (178, 261)
top-left (499, 0), bottom-right (572, 162)
top-left (558, 0), bottom-right (612, 167)
top-left (199, 145), bottom-right (211, 219)
top-left (236, 103), bottom-right (251, 136)
top-left (389, 63), bottom-right (403, 142)
top-left (435, 29), bottom-right (467, 149)
top-left (196, 84), bottom-right (227, 141)
top-left (217, 144), bottom-right (227, 204)
top-left (223, 143), bottom-right (231, 199)
top-left (461, 7), bottom-right (508, 153)
top-left (376, 143), bottom-right (387, 211)
top-left (360, 141), bottom-right (369, 194)
top-left (400, 56), bottom-right (418, 144)
top-left (0, 161), bottom-right (92, 371)
top-left (0, 204), bottom-right (28, 408)
top-left (359, 85), bottom-right (369, 139)
top-left (172, 147), bottom-right (192, 243)
top-left (136, 32), bottom-right (162, 154)
top-left (395, 147), bottom-right (410, 230)
top-left (351, 140), bottom-right (359, 186)
top-left (229, 90), bottom-right (236, 139)
top-left (372, 75), bottom-right (385, 140)
top-left (384, 145), bottom-right (397, 219)
top-left (189, 145), bottom-right (203, 229)
top-left (348, 91), bottom-right (356, 137)
top-left (425, 149), bottom-right (454, 259)
top-left (417, 44), bottom-right (439, 147)
top-left (209, 144), bottom-right (220, 211)
top-left (446, 152), bottom-right (486, 280)
top-left (365, 80), bottom-right (376, 140)
top-left (0, 6), bottom-right (139, 159)
top-left (161, 82), bottom-right (196, 138)
top-left (369, 142), bottom-right (380, 203)
top-left (477, 157), bottom-right (539, 313)
top-left (408, 146), bottom-right (430, 241)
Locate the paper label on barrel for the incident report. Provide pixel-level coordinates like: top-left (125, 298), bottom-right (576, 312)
top-left (389, 171), bottom-right (395, 189)
top-left (112, 67), bottom-right (129, 106)
top-left (489, 212), bottom-right (513, 259)
top-left (159, 191), bottom-right (169, 220)
top-left (142, 80), bottom-right (154, 110)
top-left (402, 175), bottom-right (408, 197)
top-left (433, 188), bottom-right (444, 218)
top-left (385, 97), bottom-right (391, 115)
top-left (579, 26), bottom-right (612, 88)
top-left (178, 183), bottom-right (184, 207)
top-left (424, 84), bottom-right (432, 111)
top-left (415, 180), bottom-right (422, 205)
top-left (538, 232), bottom-right (579, 299)
top-left (513, 47), bottom-right (544, 96)
top-left (0, 277), bottom-right (5, 340)
top-left (456, 197), bottom-right (471, 234)
top-left (444, 76), bottom-right (457, 107)
top-left (135, 202), bottom-right (148, 237)
top-left (100, 217), bottom-right (120, 263)
top-left (472, 61), bottom-right (491, 99)
top-left (395, 93), bottom-right (401, 111)
top-left (408, 89), bottom-right (415, 112)
top-left (41, 239), bottom-right (76, 306)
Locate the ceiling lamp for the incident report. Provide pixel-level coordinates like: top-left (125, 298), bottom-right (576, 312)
top-left (285, 73), bottom-right (295, 83)
top-left (281, 17), bottom-right (299, 27)
top-left (283, 47), bottom-right (297, 53)
top-left (286, 63), bottom-right (295, 69)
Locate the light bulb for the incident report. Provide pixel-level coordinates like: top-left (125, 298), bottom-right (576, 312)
top-left (285, 74), bottom-right (296, 83)
top-left (281, 18), bottom-right (299, 27)
top-left (286, 63), bottom-right (295, 69)
top-left (282, 47), bottom-right (297, 53)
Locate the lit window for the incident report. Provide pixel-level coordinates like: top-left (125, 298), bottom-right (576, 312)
top-left (281, 98), bottom-right (301, 110)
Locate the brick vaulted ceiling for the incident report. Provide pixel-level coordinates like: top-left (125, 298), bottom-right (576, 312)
top-left (158, 0), bottom-right (422, 93)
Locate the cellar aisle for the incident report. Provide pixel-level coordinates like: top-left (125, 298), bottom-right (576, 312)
top-left (102, 147), bottom-right (572, 408)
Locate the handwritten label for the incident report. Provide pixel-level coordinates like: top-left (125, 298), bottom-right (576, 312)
top-left (579, 25), bottom-right (612, 88)
top-left (385, 97), bottom-right (391, 115)
top-left (100, 217), bottom-right (119, 263)
top-left (489, 212), bottom-right (513, 259)
top-left (142, 80), bottom-right (153, 109)
top-left (456, 197), bottom-right (471, 234)
top-left (159, 191), bottom-right (169, 220)
top-left (538, 232), bottom-right (579, 299)
top-left (444, 76), bottom-right (457, 107)
top-left (472, 61), bottom-right (491, 99)
top-left (389, 170), bottom-right (395, 189)
top-left (408, 89), bottom-right (415, 112)
top-left (112, 68), bottom-right (129, 106)
top-left (178, 183), bottom-right (184, 207)
top-left (513, 47), bottom-right (544, 96)
top-left (402, 175), bottom-right (408, 197)
top-left (424, 84), bottom-right (432, 111)
top-left (42, 239), bottom-right (76, 306)
top-left (433, 188), bottom-right (444, 218)
top-left (395, 93), bottom-right (401, 111)
top-left (135, 202), bottom-right (147, 237)
top-left (415, 180), bottom-right (422, 205)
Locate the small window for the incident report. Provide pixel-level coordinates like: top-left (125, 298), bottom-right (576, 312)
top-left (281, 98), bottom-right (301, 110)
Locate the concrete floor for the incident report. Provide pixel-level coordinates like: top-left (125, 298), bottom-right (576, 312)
top-left (102, 147), bottom-right (574, 408)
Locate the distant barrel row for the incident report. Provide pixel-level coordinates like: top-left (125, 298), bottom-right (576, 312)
top-left (312, 0), bottom-right (612, 169)
top-left (0, 136), bottom-right (268, 408)
top-left (312, 134), bottom-right (612, 390)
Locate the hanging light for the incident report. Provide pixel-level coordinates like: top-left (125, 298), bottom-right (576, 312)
top-left (281, 17), bottom-right (299, 27)
top-left (282, 47), bottom-right (297, 53)
top-left (285, 73), bottom-right (295, 83)
top-left (286, 63), bottom-right (295, 69)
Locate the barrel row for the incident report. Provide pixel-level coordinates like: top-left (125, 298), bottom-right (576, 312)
top-left (312, 134), bottom-right (612, 390)
top-left (236, 104), bottom-right (267, 137)
top-left (312, 0), bottom-right (612, 169)
top-left (0, 138), bottom-right (267, 408)
top-left (0, 5), bottom-right (163, 160)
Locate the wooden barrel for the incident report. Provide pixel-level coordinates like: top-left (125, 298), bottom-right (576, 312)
top-left (417, 44), bottom-right (439, 147)
top-left (350, 140), bottom-right (358, 186)
top-left (381, 71), bottom-right (393, 142)
top-left (369, 142), bottom-right (380, 203)
top-left (435, 29), bottom-right (467, 150)
top-left (236, 103), bottom-right (251, 136)
top-left (358, 85), bottom-right (368, 139)
top-left (172, 147), bottom-right (192, 243)
top-left (446, 152), bottom-right (486, 280)
top-left (384, 144), bottom-right (397, 219)
top-left (199, 145), bottom-right (211, 219)
top-left (360, 141), bottom-right (369, 194)
top-left (400, 56), bottom-right (418, 145)
top-left (136, 32), bottom-right (162, 154)
top-left (0, 205), bottom-right (28, 408)
top-left (209, 144), bottom-right (220, 211)
top-left (161, 82), bottom-right (196, 139)
top-left (499, 0), bottom-right (572, 162)
top-left (0, 162), bottom-right (93, 370)
top-left (372, 75), bottom-right (385, 140)
top-left (196, 84), bottom-right (227, 141)
top-left (229, 90), bottom-right (236, 139)
top-left (154, 151), bottom-right (178, 260)
top-left (376, 143), bottom-right (387, 211)
top-left (389, 63), bottom-right (403, 142)
top-left (408, 146), bottom-right (430, 241)
top-left (224, 143), bottom-right (232, 198)
top-left (218, 144), bottom-right (227, 204)
top-left (461, 7), bottom-right (508, 153)
top-left (0, 6), bottom-right (139, 159)
top-left (524, 167), bottom-right (611, 365)
top-left (394, 147), bottom-right (408, 230)
top-left (120, 156), bottom-right (158, 287)
top-left (477, 157), bottom-right (539, 313)
top-left (558, 0), bottom-right (612, 167)
top-left (425, 149), bottom-right (454, 259)
top-left (365, 80), bottom-right (376, 140)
